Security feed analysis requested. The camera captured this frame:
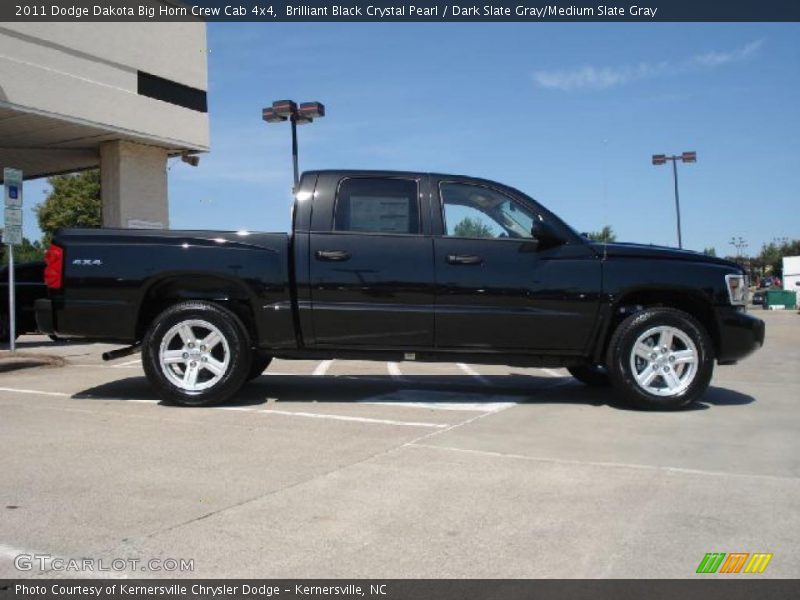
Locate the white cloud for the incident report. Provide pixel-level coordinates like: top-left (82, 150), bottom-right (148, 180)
top-left (533, 62), bottom-right (667, 91)
top-left (533, 39), bottom-right (764, 92)
top-left (692, 39), bottom-right (764, 68)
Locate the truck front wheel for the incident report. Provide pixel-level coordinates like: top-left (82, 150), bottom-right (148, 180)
top-left (142, 301), bottom-right (252, 406)
top-left (606, 307), bottom-right (714, 410)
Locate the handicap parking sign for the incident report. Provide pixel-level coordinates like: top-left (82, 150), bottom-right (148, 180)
top-left (8, 185), bottom-right (18, 200)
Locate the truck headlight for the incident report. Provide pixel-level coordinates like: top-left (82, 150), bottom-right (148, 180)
top-left (725, 274), bottom-right (747, 305)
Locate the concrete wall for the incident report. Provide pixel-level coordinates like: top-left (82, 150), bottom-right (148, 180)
top-left (100, 141), bottom-right (169, 229)
top-left (0, 18), bottom-right (209, 151)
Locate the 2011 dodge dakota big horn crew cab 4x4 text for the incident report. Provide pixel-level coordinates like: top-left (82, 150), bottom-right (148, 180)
top-left (35, 170), bottom-right (765, 410)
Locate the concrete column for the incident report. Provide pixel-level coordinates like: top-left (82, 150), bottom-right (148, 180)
top-left (100, 140), bottom-right (169, 228)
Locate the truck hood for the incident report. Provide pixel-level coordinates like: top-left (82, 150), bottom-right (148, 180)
top-left (588, 241), bottom-right (741, 269)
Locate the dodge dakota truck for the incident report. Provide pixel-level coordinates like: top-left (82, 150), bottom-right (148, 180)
top-left (36, 170), bottom-right (765, 410)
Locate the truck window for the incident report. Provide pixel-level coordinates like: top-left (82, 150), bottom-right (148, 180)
top-left (334, 178), bottom-right (419, 234)
top-left (441, 182), bottom-right (536, 239)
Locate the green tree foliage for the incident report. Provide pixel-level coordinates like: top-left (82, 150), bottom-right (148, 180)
top-left (758, 239), bottom-right (800, 276)
top-left (36, 170), bottom-right (101, 246)
top-left (0, 235), bottom-right (45, 266)
top-left (703, 247), bottom-right (717, 257)
top-left (586, 225), bottom-right (617, 243)
top-left (453, 217), bottom-right (495, 238)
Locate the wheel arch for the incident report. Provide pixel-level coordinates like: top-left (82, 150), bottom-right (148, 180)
top-left (594, 288), bottom-right (720, 362)
top-left (135, 274), bottom-right (257, 344)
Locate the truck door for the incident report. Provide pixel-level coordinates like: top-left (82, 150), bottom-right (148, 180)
top-left (432, 180), bottom-right (600, 352)
top-left (308, 174), bottom-right (435, 347)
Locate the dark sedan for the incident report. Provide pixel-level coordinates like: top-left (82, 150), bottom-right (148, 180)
top-left (0, 261), bottom-right (46, 341)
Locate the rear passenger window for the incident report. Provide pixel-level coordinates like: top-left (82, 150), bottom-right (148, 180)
top-left (334, 178), bottom-right (419, 234)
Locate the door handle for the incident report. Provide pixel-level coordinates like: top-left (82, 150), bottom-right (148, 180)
top-left (446, 254), bottom-right (483, 266)
top-left (315, 250), bottom-right (351, 262)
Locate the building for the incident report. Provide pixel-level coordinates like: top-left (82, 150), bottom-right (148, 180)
top-left (0, 15), bottom-right (209, 228)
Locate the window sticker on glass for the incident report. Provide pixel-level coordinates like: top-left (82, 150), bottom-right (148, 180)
top-left (349, 195), bottom-right (411, 233)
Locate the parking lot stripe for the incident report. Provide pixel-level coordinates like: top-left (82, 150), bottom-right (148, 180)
top-left (0, 543), bottom-right (127, 579)
top-left (387, 362), bottom-right (404, 380)
top-left (456, 363), bottom-right (492, 386)
top-left (541, 368), bottom-right (564, 378)
top-left (312, 360), bottom-right (333, 376)
top-left (0, 387), bottom-right (70, 397)
top-left (112, 358), bottom-right (142, 368)
top-left (360, 389), bottom-right (517, 412)
top-left (410, 444), bottom-right (800, 483)
top-left (258, 408), bottom-right (448, 428)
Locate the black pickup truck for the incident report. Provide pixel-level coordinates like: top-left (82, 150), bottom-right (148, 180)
top-left (36, 170), bottom-right (764, 410)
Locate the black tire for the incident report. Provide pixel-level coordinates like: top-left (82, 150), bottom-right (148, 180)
top-left (567, 364), bottom-right (611, 387)
top-left (606, 307), bottom-right (714, 410)
top-left (248, 350), bottom-right (273, 380)
top-left (142, 301), bottom-right (252, 406)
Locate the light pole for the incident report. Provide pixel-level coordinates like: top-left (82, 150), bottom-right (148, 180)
top-left (729, 236), bottom-right (748, 257)
top-left (262, 100), bottom-right (325, 190)
top-left (652, 151), bottom-right (696, 249)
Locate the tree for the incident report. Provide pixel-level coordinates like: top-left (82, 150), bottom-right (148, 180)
top-left (586, 225), bottom-right (617, 243)
top-left (703, 247), bottom-right (717, 257)
top-left (0, 234), bottom-right (45, 266)
top-left (758, 239), bottom-right (800, 277)
top-left (36, 170), bottom-right (101, 246)
top-left (453, 217), bottom-right (495, 239)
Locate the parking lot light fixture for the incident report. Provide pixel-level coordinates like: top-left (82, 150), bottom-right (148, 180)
top-left (262, 99), bottom-right (325, 190)
top-left (651, 151), bottom-right (697, 249)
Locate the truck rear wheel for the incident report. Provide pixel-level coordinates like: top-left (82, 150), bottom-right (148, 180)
top-left (606, 307), bottom-right (714, 410)
top-left (142, 301), bottom-right (251, 406)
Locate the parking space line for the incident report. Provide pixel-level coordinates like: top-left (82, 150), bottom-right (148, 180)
top-left (360, 389), bottom-right (518, 412)
top-left (112, 358), bottom-right (142, 368)
top-left (312, 360), bottom-right (333, 376)
top-left (71, 364), bottom-right (140, 369)
top-left (456, 363), bottom-right (491, 386)
top-left (387, 362), bottom-right (404, 380)
top-left (541, 368), bottom-right (564, 378)
top-left (0, 543), bottom-right (126, 579)
top-left (258, 408), bottom-right (448, 428)
top-left (410, 444), bottom-right (800, 483)
top-left (0, 387), bottom-right (70, 397)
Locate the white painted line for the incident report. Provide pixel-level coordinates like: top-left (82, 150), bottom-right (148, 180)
top-left (541, 368), bottom-right (564, 378)
top-left (0, 543), bottom-right (29, 560)
top-left (312, 360), bottom-right (333, 376)
top-left (457, 362), bottom-right (491, 386)
top-left (361, 390), bottom-right (517, 413)
top-left (126, 399), bottom-right (159, 404)
top-left (387, 362), bottom-right (404, 380)
top-left (258, 408), bottom-right (448, 428)
top-left (0, 387), bottom-right (69, 397)
top-left (71, 364), bottom-right (140, 369)
top-left (112, 358), bottom-right (142, 368)
top-left (215, 406), bottom-right (258, 412)
top-left (0, 543), bottom-right (127, 579)
top-left (410, 443), bottom-right (800, 483)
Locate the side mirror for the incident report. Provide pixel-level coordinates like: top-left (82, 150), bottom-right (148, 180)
top-left (531, 220), bottom-right (564, 248)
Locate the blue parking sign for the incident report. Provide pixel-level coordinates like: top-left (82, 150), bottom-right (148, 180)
top-left (9, 185), bottom-right (18, 200)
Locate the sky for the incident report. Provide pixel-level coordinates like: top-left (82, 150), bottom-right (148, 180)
top-left (21, 22), bottom-right (800, 256)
